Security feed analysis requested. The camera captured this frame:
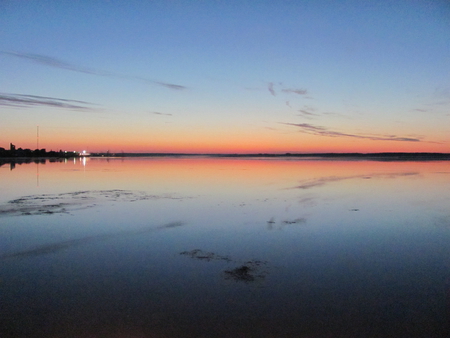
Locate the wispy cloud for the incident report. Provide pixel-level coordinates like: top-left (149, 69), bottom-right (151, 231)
top-left (297, 109), bottom-right (319, 116)
top-left (296, 111), bottom-right (317, 120)
top-left (1, 51), bottom-right (187, 90)
top-left (0, 93), bottom-right (97, 110)
top-left (282, 122), bottom-right (422, 142)
top-left (149, 111), bottom-right (173, 116)
top-left (154, 82), bottom-right (186, 90)
top-left (296, 105), bottom-right (319, 119)
top-left (322, 112), bottom-right (351, 119)
top-left (282, 88), bottom-right (308, 95)
top-left (268, 82), bottom-right (276, 96)
top-left (267, 82), bottom-right (308, 97)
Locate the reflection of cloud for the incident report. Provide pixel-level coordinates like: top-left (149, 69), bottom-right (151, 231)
top-left (1, 237), bottom-right (94, 259)
top-left (0, 189), bottom-right (187, 217)
top-left (180, 249), bottom-right (231, 262)
top-left (283, 122), bottom-right (422, 142)
top-left (1, 51), bottom-right (186, 90)
top-left (281, 88), bottom-right (307, 95)
top-left (0, 221), bottom-right (185, 260)
top-left (293, 172), bottom-right (420, 190)
top-left (298, 196), bottom-right (316, 207)
top-left (0, 93), bottom-right (96, 110)
top-left (157, 221), bottom-right (184, 229)
top-left (267, 217), bottom-right (307, 231)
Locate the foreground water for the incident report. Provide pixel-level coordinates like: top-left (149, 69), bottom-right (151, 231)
top-left (1, 157), bottom-right (449, 337)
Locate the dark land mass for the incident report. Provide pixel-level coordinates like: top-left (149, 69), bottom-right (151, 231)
top-left (0, 144), bottom-right (84, 168)
top-left (0, 144), bottom-right (81, 159)
top-left (2, 142), bottom-right (450, 165)
top-left (90, 152), bottom-right (450, 161)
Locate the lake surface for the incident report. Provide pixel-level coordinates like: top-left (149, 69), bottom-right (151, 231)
top-left (1, 157), bottom-right (449, 337)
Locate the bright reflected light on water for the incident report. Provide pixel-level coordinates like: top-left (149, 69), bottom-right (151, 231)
top-left (1, 157), bottom-right (449, 337)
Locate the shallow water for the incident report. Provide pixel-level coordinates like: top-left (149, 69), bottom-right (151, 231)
top-left (1, 157), bottom-right (449, 337)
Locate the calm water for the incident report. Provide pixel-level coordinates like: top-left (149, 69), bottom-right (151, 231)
top-left (1, 157), bottom-right (449, 337)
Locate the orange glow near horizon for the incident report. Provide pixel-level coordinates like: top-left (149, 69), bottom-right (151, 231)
top-left (3, 128), bottom-right (448, 154)
top-left (6, 141), bottom-right (448, 154)
top-left (40, 140), bottom-right (450, 154)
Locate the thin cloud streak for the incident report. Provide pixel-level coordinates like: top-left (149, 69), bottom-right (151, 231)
top-left (297, 109), bottom-right (319, 116)
top-left (149, 111), bottom-right (173, 116)
top-left (282, 88), bottom-right (308, 95)
top-left (282, 122), bottom-right (422, 142)
top-left (267, 83), bottom-right (308, 97)
top-left (268, 82), bottom-right (276, 96)
top-left (154, 82), bottom-right (186, 90)
top-left (297, 105), bottom-right (319, 119)
top-left (0, 93), bottom-right (97, 110)
top-left (1, 51), bottom-right (187, 91)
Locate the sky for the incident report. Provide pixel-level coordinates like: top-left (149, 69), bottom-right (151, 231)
top-left (1, 0), bottom-right (449, 154)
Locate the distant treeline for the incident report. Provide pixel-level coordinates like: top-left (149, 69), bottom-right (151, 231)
top-left (91, 152), bottom-right (450, 161)
top-left (0, 144), bottom-right (80, 158)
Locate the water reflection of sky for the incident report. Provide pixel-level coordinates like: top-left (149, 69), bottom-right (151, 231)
top-left (1, 158), bottom-right (449, 337)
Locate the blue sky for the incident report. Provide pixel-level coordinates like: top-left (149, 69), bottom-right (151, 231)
top-left (1, 0), bottom-right (449, 153)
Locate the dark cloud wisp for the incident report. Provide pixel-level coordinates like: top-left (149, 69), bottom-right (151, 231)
top-left (149, 111), bottom-right (173, 116)
top-left (282, 88), bottom-right (308, 95)
top-left (297, 109), bottom-right (319, 118)
top-left (0, 93), bottom-right (97, 110)
top-left (283, 122), bottom-right (421, 142)
top-left (1, 51), bottom-right (187, 91)
top-left (267, 82), bottom-right (308, 97)
top-left (268, 82), bottom-right (276, 96)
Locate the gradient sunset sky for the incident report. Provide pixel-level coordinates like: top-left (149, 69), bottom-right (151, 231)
top-left (1, 1), bottom-right (449, 153)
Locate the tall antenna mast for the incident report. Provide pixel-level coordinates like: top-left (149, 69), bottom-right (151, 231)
top-left (37, 125), bottom-right (39, 149)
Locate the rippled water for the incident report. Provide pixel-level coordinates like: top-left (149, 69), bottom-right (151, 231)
top-left (1, 157), bottom-right (449, 337)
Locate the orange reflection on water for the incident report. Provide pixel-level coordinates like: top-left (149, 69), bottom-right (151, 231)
top-left (55, 157), bottom-right (450, 194)
top-left (3, 157), bottom-right (449, 199)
